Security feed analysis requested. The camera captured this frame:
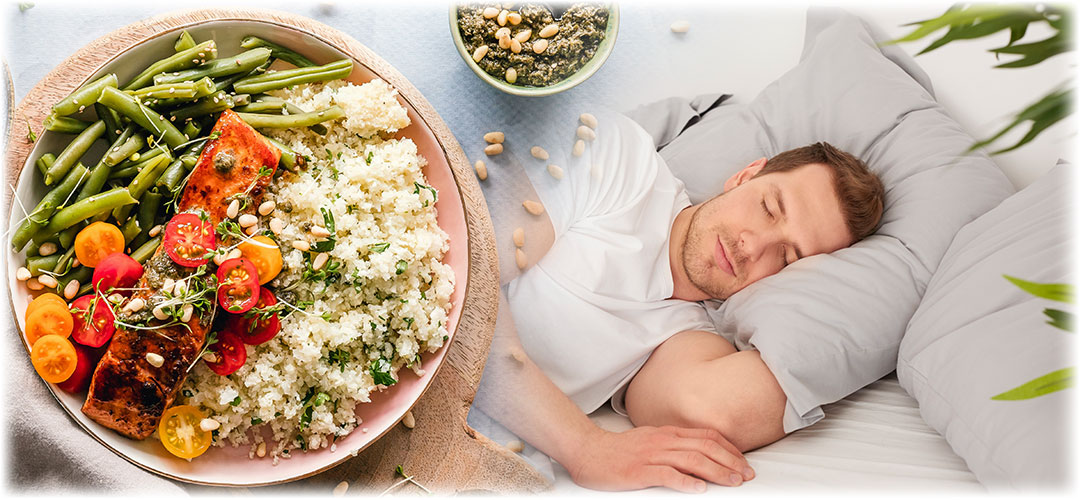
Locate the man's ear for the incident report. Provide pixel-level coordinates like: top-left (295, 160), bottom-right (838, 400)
top-left (723, 157), bottom-right (767, 192)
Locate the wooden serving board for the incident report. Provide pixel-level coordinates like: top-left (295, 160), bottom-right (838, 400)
top-left (2, 8), bottom-right (549, 495)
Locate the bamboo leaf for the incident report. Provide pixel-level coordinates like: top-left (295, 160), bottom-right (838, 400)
top-left (889, 4), bottom-right (1008, 44)
top-left (991, 33), bottom-right (1070, 68)
top-left (1044, 308), bottom-right (1074, 332)
top-left (991, 367), bottom-right (1073, 400)
top-left (972, 88), bottom-right (1072, 153)
top-left (1008, 22), bottom-right (1029, 46)
top-left (1003, 275), bottom-right (1074, 302)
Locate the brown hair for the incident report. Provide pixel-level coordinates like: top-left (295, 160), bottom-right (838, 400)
top-left (755, 142), bottom-right (885, 241)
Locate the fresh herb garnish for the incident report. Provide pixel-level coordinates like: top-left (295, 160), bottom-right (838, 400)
top-left (369, 242), bottom-right (390, 253)
top-left (208, 130), bottom-right (222, 141)
top-left (298, 387), bottom-right (331, 430)
top-left (370, 358), bottom-right (396, 386)
top-left (395, 259), bottom-right (408, 275)
top-left (413, 182), bottom-right (437, 207)
top-left (327, 348), bottom-right (351, 373)
top-left (366, 151), bottom-right (374, 165)
top-left (230, 395), bottom-right (242, 406)
top-left (26, 122), bottom-right (36, 143)
top-left (251, 417), bottom-right (263, 425)
top-left (309, 207), bottom-right (336, 252)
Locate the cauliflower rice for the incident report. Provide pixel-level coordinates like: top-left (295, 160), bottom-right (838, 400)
top-left (180, 79), bottom-right (454, 459)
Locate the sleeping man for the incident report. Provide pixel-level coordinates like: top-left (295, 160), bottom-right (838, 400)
top-left (473, 112), bottom-right (885, 493)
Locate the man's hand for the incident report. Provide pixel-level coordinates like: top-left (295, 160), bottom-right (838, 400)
top-left (566, 425), bottom-right (755, 493)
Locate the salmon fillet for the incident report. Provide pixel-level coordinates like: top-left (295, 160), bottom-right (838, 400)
top-left (82, 110), bottom-right (280, 440)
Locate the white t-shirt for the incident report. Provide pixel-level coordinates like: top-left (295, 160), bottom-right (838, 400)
top-left (507, 114), bottom-right (717, 414)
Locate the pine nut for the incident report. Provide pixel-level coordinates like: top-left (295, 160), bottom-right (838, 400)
top-left (530, 146), bottom-right (549, 160)
top-left (509, 347), bottom-right (527, 364)
top-left (146, 352), bottom-right (164, 368)
top-left (213, 252), bottom-right (228, 266)
top-left (71, 259), bottom-right (80, 268)
top-left (200, 418), bottom-right (220, 432)
top-left (108, 293), bottom-right (125, 304)
top-left (26, 278), bottom-right (44, 291)
top-left (258, 201), bottom-right (276, 216)
top-left (547, 164), bottom-right (564, 179)
top-left (532, 38), bottom-right (549, 54)
top-left (475, 160), bottom-right (488, 181)
top-left (572, 139), bottom-right (585, 157)
top-left (577, 125), bottom-right (597, 141)
top-left (15, 267), bottom-right (31, 281)
top-left (228, 248), bottom-right (242, 260)
top-left (257, 442), bottom-right (267, 457)
top-left (505, 67), bottom-right (518, 83)
top-left (148, 224), bottom-right (163, 237)
top-left (539, 23), bottom-right (559, 38)
top-left (495, 27), bottom-right (511, 40)
top-left (508, 11), bottom-right (522, 25)
top-left (498, 35), bottom-right (511, 50)
top-left (174, 279), bottom-right (188, 296)
top-left (227, 199), bottom-right (241, 219)
top-left (510, 38), bottom-right (522, 53)
top-left (472, 44), bottom-right (490, 63)
top-left (37, 274), bottom-right (58, 288)
top-left (580, 113), bottom-right (598, 129)
top-left (483, 6), bottom-right (499, 18)
top-left (497, 9), bottom-right (509, 26)
top-left (203, 352), bottom-right (218, 363)
top-left (126, 297), bottom-right (146, 313)
top-left (401, 410), bottom-right (416, 429)
top-left (671, 20), bottom-right (691, 33)
top-left (238, 214), bottom-right (258, 228)
top-left (484, 131), bottom-right (505, 143)
top-left (513, 227), bottom-right (525, 247)
top-left (515, 248), bottom-right (527, 269)
top-left (514, 29), bottom-right (532, 43)
top-left (522, 200), bottom-right (544, 215)
top-left (507, 440), bottom-right (525, 453)
top-left (244, 225), bottom-right (258, 236)
top-left (63, 280), bottom-right (80, 300)
top-left (38, 242), bottom-right (58, 257)
top-left (333, 481), bottom-right (349, 497)
top-left (181, 304), bottom-right (194, 323)
top-left (311, 225), bottom-right (331, 238)
top-left (312, 252), bottom-right (329, 271)
top-left (485, 143), bottom-right (504, 155)
top-left (292, 240), bottom-right (311, 252)
top-left (269, 218), bottom-right (285, 234)
top-left (163, 278), bottom-right (175, 293)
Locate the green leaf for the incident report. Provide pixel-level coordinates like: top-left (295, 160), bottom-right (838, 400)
top-left (889, 4), bottom-right (1039, 47)
top-left (992, 367), bottom-right (1073, 400)
top-left (1003, 275), bottom-right (1074, 303)
top-left (972, 87), bottom-right (1071, 154)
top-left (1044, 308), bottom-right (1074, 332)
top-left (991, 33), bottom-right (1070, 68)
top-left (370, 358), bottom-right (396, 386)
top-left (369, 242), bottom-right (390, 253)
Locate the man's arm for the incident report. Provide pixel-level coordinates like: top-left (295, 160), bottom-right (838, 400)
top-left (624, 330), bottom-right (787, 452)
top-left (473, 293), bottom-right (755, 492)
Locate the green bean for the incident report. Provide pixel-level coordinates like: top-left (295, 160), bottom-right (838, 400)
top-left (35, 153), bottom-right (56, 177)
top-left (97, 87), bottom-right (186, 150)
top-left (58, 266), bottom-right (93, 291)
top-left (58, 223), bottom-right (81, 250)
top-left (27, 255), bottom-right (61, 277)
top-left (247, 96), bottom-right (327, 134)
top-left (142, 78), bottom-right (218, 109)
top-left (240, 35), bottom-right (316, 68)
top-left (264, 136), bottom-right (303, 171)
top-left (213, 58), bottom-right (273, 93)
top-left (44, 120), bottom-right (105, 185)
top-left (236, 105), bottom-right (344, 129)
top-left (130, 235), bottom-right (162, 264)
top-left (52, 73), bottom-right (119, 116)
top-left (153, 48), bottom-right (272, 85)
top-left (113, 144), bottom-right (166, 171)
top-left (181, 119), bottom-right (203, 139)
top-left (234, 100), bottom-right (286, 114)
top-left (108, 148), bottom-right (168, 180)
top-left (169, 92), bottom-right (250, 121)
top-left (131, 188), bottom-right (164, 249)
top-left (53, 244), bottom-right (77, 274)
top-left (156, 157), bottom-right (191, 192)
top-left (232, 59), bottom-right (352, 94)
top-left (11, 163), bottom-right (90, 251)
top-left (122, 40), bottom-right (217, 91)
top-left (31, 187), bottom-right (138, 244)
top-left (104, 133), bottom-right (145, 167)
top-left (43, 114), bottom-right (93, 134)
top-left (175, 30), bottom-right (196, 52)
top-left (132, 78), bottom-right (214, 99)
top-left (95, 103), bottom-right (122, 138)
top-left (120, 214), bottom-right (141, 244)
top-left (113, 154), bottom-right (171, 223)
top-left (26, 240), bottom-right (42, 258)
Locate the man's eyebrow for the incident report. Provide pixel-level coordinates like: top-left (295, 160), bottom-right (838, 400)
top-left (774, 186), bottom-right (804, 259)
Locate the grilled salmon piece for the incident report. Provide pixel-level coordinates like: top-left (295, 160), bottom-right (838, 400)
top-left (82, 110), bottom-right (280, 440)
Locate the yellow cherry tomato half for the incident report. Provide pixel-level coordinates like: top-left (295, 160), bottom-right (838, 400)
top-left (30, 334), bottom-right (78, 383)
top-left (26, 292), bottom-right (67, 319)
top-left (238, 235), bottom-right (283, 285)
top-left (158, 405), bottom-right (213, 460)
top-left (74, 221), bottom-right (125, 268)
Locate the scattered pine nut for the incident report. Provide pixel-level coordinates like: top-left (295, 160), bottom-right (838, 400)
top-left (402, 410), bottom-right (416, 429)
top-left (495, 27), bottom-right (511, 40)
top-left (522, 200), bottom-right (545, 215)
top-left (485, 143), bottom-right (504, 155)
top-left (671, 20), bottom-right (691, 33)
top-left (203, 352), bottom-right (218, 363)
top-left (333, 481), bottom-right (349, 497)
top-left (258, 201), bottom-right (276, 216)
top-left (484, 131), bottom-right (505, 144)
top-left (547, 164), bottom-right (564, 179)
top-left (213, 252), bottom-right (228, 266)
top-left (26, 278), bottom-right (44, 291)
top-left (580, 113), bottom-right (598, 129)
top-left (311, 225), bottom-right (332, 238)
top-left (508, 11), bottom-right (522, 25)
top-left (257, 442), bottom-right (267, 457)
top-left (292, 240), bottom-right (311, 252)
top-left (37, 274), bottom-right (58, 288)
top-left (483, 6), bottom-right (499, 18)
top-left (148, 224), bottom-right (163, 237)
top-left (238, 214), bottom-right (258, 228)
top-left (244, 225), bottom-right (258, 236)
top-left (163, 278), bottom-right (175, 292)
top-left (227, 199), bottom-right (241, 219)
top-left (498, 35), bottom-right (511, 50)
top-left (530, 146), bottom-right (549, 160)
top-left (63, 280), bottom-right (80, 300)
top-left (515, 248), bottom-right (527, 269)
top-left (513, 227), bottom-right (525, 247)
top-left (200, 418), bottom-right (220, 432)
top-left (472, 45), bottom-right (490, 63)
top-left (577, 125), bottom-right (597, 141)
top-left (539, 23), bottom-right (559, 38)
top-left (505, 67), bottom-right (518, 84)
top-left (38, 242), bottom-right (58, 257)
top-left (146, 352), bottom-right (165, 368)
top-left (509, 347), bottom-right (527, 364)
top-left (181, 304), bottom-right (194, 323)
top-left (71, 258), bottom-right (80, 268)
top-left (15, 267), bottom-right (31, 281)
top-left (228, 248), bottom-right (242, 260)
top-left (474, 160), bottom-right (488, 181)
top-left (108, 293), bottom-right (125, 304)
top-left (125, 297), bottom-right (146, 313)
top-left (510, 38), bottom-right (522, 53)
top-left (572, 139), bottom-right (585, 157)
top-left (497, 9), bottom-right (509, 26)
top-left (532, 38), bottom-right (549, 54)
top-left (507, 440), bottom-right (525, 453)
top-left (514, 29), bottom-right (532, 43)
top-left (312, 252), bottom-right (329, 271)
top-left (269, 218), bottom-right (285, 234)
top-left (174, 279), bottom-right (188, 296)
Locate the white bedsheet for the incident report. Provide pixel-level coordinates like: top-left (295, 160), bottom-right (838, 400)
top-left (468, 373), bottom-right (984, 494)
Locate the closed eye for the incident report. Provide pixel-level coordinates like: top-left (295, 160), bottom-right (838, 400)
top-left (761, 199), bottom-right (774, 219)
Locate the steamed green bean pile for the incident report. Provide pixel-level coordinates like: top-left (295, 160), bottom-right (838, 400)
top-left (13, 30), bottom-right (354, 297)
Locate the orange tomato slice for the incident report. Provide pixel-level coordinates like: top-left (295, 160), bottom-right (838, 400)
top-left (26, 292), bottom-right (67, 319)
top-left (159, 405), bottom-right (213, 460)
top-left (31, 334), bottom-right (78, 383)
top-left (238, 235), bottom-right (283, 285)
top-left (25, 301), bottom-right (74, 345)
top-left (74, 221), bottom-right (125, 268)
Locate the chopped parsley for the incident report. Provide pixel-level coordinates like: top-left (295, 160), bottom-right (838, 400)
top-left (26, 122), bottom-right (36, 143)
top-left (298, 387), bottom-right (331, 430)
top-left (370, 358), bottom-right (396, 386)
top-left (230, 395), bottom-right (242, 406)
top-left (327, 348), bottom-right (351, 373)
top-left (251, 417), bottom-right (263, 425)
top-left (310, 207), bottom-right (336, 252)
top-left (366, 151), bottom-right (374, 165)
top-left (413, 182), bottom-right (437, 208)
top-left (395, 259), bottom-right (408, 275)
top-left (207, 130), bottom-right (221, 141)
top-left (369, 242), bottom-right (390, 253)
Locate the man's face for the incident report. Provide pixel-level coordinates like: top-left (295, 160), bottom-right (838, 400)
top-left (682, 162), bottom-right (854, 300)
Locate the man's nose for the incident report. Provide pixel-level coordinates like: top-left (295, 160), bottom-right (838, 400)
top-left (739, 228), bottom-right (780, 262)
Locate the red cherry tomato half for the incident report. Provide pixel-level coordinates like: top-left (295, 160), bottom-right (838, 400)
top-left (204, 330), bottom-right (246, 376)
top-left (69, 294), bottom-right (116, 348)
top-left (56, 342), bottom-right (98, 393)
top-left (216, 258), bottom-right (260, 314)
top-left (163, 213), bottom-right (216, 267)
top-left (228, 288), bottom-right (280, 345)
top-left (91, 252), bottom-right (144, 296)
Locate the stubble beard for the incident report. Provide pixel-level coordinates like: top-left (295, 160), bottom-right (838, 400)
top-left (682, 199), bottom-right (737, 300)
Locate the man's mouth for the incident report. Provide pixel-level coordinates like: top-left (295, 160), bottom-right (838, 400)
top-left (714, 237), bottom-right (734, 276)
